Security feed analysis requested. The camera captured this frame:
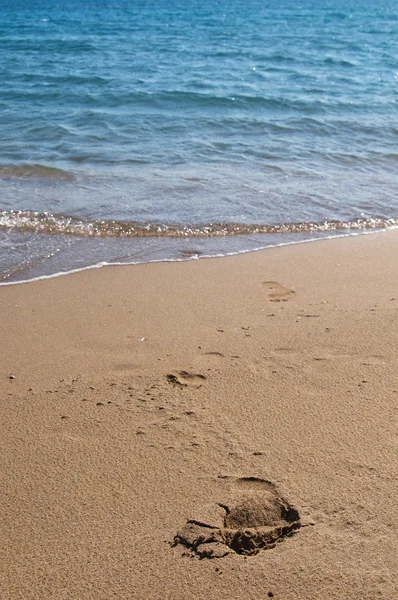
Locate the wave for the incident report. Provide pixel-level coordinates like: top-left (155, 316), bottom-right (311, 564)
top-left (0, 164), bottom-right (75, 181)
top-left (0, 211), bottom-right (396, 239)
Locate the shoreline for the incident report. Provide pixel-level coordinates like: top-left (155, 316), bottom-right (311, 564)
top-left (1, 225), bottom-right (396, 287)
top-left (1, 229), bottom-right (398, 599)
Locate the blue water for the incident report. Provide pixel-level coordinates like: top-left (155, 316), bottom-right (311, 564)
top-left (0, 0), bottom-right (397, 282)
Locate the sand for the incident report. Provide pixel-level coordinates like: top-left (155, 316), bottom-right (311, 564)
top-left (1, 229), bottom-right (398, 599)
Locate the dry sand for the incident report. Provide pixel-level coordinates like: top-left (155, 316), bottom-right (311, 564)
top-left (1, 229), bottom-right (398, 599)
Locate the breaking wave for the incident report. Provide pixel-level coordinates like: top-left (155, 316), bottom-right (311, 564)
top-left (0, 210), bottom-right (396, 238)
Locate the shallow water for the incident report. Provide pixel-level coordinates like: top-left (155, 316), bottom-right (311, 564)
top-left (1, 0), bottom-right (397, 282)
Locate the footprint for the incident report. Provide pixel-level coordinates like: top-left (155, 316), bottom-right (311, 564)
top-left (263, 282), bottom-right (295, 302)
top-left (167, 371), bottom-right (207, 388)
top-left (174, 477), bottom-right (301, 558)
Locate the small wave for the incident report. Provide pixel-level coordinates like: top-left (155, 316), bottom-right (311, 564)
top-left (324, 57), bottom-right (355, 67)
top-left (0, 211), bottom-right (396, 239)
top-left (0, 164), bottom-right (75, 181)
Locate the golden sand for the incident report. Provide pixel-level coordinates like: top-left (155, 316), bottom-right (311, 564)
top-left (1, 230), bottom-right (397, 599)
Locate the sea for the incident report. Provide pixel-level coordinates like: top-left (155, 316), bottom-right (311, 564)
top-left (1, 0), bottom-right (397, 284)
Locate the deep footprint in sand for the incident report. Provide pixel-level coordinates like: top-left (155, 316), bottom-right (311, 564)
top-left (263, 281), bottom-right (295, 302)
top-left (174, 477), bottom-right (302, 558)
top-left (167, 371), bottom-right (207, 388)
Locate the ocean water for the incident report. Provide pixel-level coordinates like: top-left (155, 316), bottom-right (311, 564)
top-left (0, 0), bottom-right (397, 283)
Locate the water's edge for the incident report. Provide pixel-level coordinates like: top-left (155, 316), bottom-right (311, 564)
top-left (1, 227), bottom-right (393, 287)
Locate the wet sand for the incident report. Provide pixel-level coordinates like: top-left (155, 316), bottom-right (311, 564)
top-left (1, 229), bottom-right (398, 599)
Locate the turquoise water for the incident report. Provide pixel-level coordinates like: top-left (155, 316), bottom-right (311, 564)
top-left (0, 0), bottom-right (397, 282)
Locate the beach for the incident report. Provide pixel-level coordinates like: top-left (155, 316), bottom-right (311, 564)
top-left (1, 229), bottom-right (398, 599)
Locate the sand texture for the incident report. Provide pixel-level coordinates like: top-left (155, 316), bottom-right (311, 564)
top-left (1, 230), bottom-right (398, 599)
